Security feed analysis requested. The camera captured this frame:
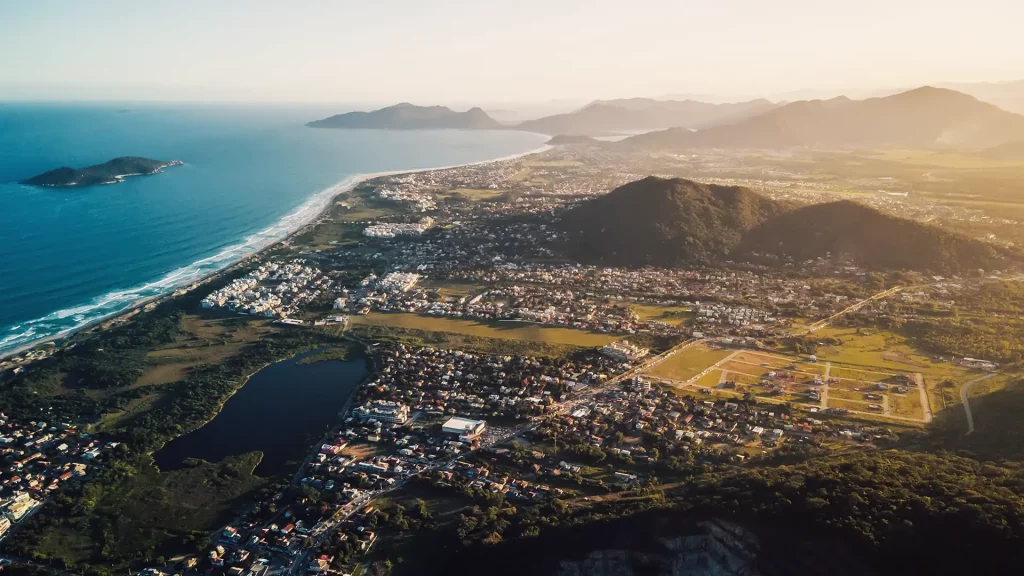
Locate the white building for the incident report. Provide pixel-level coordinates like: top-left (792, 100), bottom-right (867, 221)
top-left (600, 340), bottom-right (649, 362)
top-left (441, 416), bottom-right (487, 442)
top-left (353, 401), bottom-right (410, 424)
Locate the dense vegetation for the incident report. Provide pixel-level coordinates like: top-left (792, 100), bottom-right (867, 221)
top-left (739, 199), bottom-right (1016, 274)
top-left (412, 450), bottom-right (1024, 576)
top-left (7, 452), bottom-right (274, 573)
top-left (21, 157), bottom-right (173, 187)
top-left (559, 176), bottom-right (788, 266)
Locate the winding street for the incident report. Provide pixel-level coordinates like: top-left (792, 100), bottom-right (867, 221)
top-left (961, 373), bottom-right (997, 435)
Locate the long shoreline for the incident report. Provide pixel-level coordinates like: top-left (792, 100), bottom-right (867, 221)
top-left (0, 142), bottom-right (551, 362)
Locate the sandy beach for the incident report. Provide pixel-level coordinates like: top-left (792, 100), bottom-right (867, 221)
top-left (0, 142), bottom-right (550, 362)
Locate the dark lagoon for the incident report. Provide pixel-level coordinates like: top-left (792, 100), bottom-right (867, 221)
top-left (154, 349), bottom-right (366, 476)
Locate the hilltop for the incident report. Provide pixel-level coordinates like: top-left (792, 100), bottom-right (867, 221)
top-left (623, 87), bottom-right (1024, 150)
top-left (737, 199), bottom-right (1016, 273)
top-left (559, 176), bottom-right (788, 266)
top-left (560, 177), bottom-right (1017, 273)
top-left (307, 103), bottom-right (502, 130)
top-left (518, 98), bottom-right (778, 135)
top-left (21, 157), bottom-right (182, 188)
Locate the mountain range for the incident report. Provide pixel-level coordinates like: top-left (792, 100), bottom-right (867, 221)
top-left (516, 98), bottom-right (780, 135)
top-left (560, 176), bottom-right (1017, 273)
top-left (307, 103), bottom-right (502, 130)
top-left (622, 87), bottom-right (1024, 150)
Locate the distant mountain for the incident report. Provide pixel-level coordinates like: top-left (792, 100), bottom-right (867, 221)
top-left (983, 141), bottom-right (1024, 160)
top-left (517, 98), bottom-right (780, 135)
top-left (623, 87), bottom-right (1024, 150)
top-left (559, 176), bottom-right (789, 266)
top-left (307, 103), bottom-right (502, 130)
top-left (738, 200), bottom-right (1016, 273)
top-left (546, 134), bottom-right (601, 145)
top-left (939, 79), bottom-right (1024, 115)
top-left (21, 157), bottom-right (182, 188)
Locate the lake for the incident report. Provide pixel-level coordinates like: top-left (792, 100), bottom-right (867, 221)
top-left (153, 348), bottom-right (366, 476)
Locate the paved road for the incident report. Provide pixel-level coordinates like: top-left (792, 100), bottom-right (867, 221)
top-left (798, 286), bottom-right (904, 335)
top-left (961, 373), bottom-right (998, 435)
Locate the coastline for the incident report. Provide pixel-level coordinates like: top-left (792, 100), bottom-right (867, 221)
top-left (0, 142), bottom-right (551, 362)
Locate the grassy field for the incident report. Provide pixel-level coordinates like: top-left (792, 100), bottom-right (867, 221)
top-left (350, 312), bottom-right (618, 348)
top-left (629, 303), bottom-right (693, 326)
top-left (694, 369), bottom-right (724, 388)
top-left (138, 316), bottom-right (276, 387)
top-left (645, 344), bottom-right (731, 382)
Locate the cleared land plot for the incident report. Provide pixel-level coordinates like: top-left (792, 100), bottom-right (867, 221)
top-left (629, 304), bottom-right (693, 326)
top-left (694, 369), bottom-right (725, 388)
top-left (829, 365), bottom-right (897, 381)
top-left (830, 398), bottom-right (881, 413)
top-left (350, 312), bottom-right (618, 348)
top-left (645, 345), bottom-right (732, 382)
top-left (721, 371), bottom-right (762, 386)
top-left (889, 393), bottom-right (923, 417)
top-left (718, 360), bottom-right (769, 377)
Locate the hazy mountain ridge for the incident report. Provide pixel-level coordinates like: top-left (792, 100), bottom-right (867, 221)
top-left (517, 98), bottom-right (780, 135)
top-left (622, 87), bottom-right (1024, 150)
top-left (307, 103), bottom-right (502, 130)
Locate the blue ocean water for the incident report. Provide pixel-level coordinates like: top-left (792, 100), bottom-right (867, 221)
top-left (0, 103), bottom-right (547, 355)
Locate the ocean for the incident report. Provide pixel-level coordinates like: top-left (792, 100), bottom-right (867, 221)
top-left (0, 103), bottom-right (547, 355)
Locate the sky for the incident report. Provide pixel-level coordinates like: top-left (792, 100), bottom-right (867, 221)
top-left (2, 0), bottom-right (1024, 105)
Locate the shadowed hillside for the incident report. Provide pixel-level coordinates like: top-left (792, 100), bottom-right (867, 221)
top-left (737, 200), bottom-right (1016, 273)
top-left (559, 176), bottom-right (788, 266)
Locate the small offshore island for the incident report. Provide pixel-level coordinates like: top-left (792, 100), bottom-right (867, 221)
top-left (21, 156), bottom-right (183, 188)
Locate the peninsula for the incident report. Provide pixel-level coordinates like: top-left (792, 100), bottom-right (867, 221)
top-left (306, 102), bottom-right (502, 130)
top-left (21, 156), bottom-right (183, 188)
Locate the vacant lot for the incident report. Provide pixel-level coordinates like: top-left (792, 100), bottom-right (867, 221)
top-left (646, 345), bottom-right (731, 382)
top-left (350, 312), bottom-right (618, 348)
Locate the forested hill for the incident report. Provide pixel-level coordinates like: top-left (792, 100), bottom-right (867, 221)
top-left (423, 450), bottom-right (1024, 576)
top-left (21, 157), bottom-right (179, 188)
top-left (307, 103), bottom-right (502, 130)
top-left (737, 199), bottom-right (1018, 273)
top-left (559, 176), bottom-right (789, 266)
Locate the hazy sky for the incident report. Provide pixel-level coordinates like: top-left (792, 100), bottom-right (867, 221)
top-left (2, 0), bottom-right (1023, 104)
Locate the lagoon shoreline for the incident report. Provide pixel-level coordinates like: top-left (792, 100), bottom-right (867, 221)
top-left (0, 142), bottom-right (550, 362)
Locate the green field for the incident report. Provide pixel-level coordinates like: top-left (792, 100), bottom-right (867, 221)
top-left (629, 303), bottom-right (693, 326)
top-left (645, 345), bottom-right (731, 382)
top-left (350, 312), bottom-right (618, 348)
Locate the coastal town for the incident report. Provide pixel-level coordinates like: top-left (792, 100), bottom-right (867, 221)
top-left (0, 143), bottom-right (1021, 576)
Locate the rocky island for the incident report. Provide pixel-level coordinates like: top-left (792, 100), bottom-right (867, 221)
top-left (21, 156), bottom-right (183, 188)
